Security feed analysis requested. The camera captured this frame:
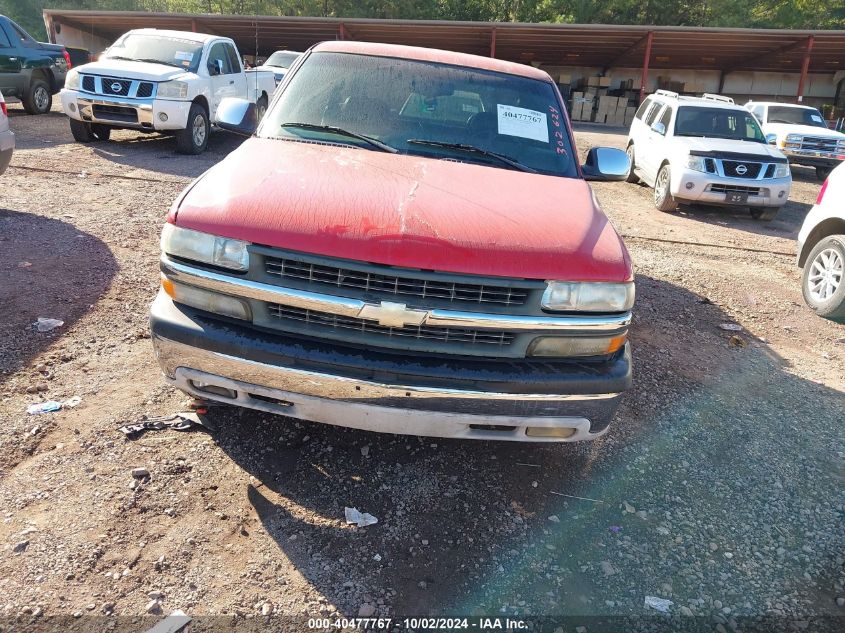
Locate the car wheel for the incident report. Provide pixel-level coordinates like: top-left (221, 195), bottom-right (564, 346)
top-left (23, 79), bottom-right (52, 115)
top-left (69, 118), bottom-right (94, 143)
top-left (815, 166), bottom-right (833, 182)
top-left (175, 103), bottom-right (209, 155)
top-left (653, 164), bottom-right (677, 212)
top-left (256, 96), bottom-right (268, 122)
top-left (624, 144), bottom-right (639, 183)
top-left (801, 235), bottom-right (845, 323)
top-left (750, 207), bottom-right (779, 221)
top-left (90, 124), bottom-right (111, 141)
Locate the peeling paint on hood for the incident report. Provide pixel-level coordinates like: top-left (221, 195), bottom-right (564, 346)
top-left (172, 138), bottom-right (632, 282)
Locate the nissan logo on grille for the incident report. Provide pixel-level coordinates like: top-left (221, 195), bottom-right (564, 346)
top-left (735, 164), bottom-right (748, 175)
top-left (110, 82), bottom-right (123, 93)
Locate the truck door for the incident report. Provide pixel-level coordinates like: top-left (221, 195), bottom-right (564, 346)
top-left (207, 41), bottom-right (236, 120)
top-left (638, 103), bottom-right (667, 182)
top-left (0, 22), bottom-right (24, 97)
top-left (223, 43), bottom-right (248, 107)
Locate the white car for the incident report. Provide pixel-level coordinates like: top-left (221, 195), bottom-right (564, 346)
top-left (626, 91), bottom-right (792, 221)
top-left (255, 50), bottom-right (302, 86)
top-left (746, 101), bottom-right (845, 181)
top-left (797, 162), bottom-right (845, 322)
top-left (60, 29), bottom-right (276, 154)
top-left (0, 91), bottom-right (14, 175)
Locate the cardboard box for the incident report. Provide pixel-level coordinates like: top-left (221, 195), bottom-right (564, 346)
top-left (587, 76), bottom-right (600, 87)
top-left (599, 76), bottom-right (611, 87)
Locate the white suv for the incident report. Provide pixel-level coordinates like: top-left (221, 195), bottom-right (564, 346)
top-left (797, 162), bottom-right (845, 322)
top-left (0, 91), bottom-right (14, 175)
top-left (626, 91), bottom-right (792, 221)
top-left (746, 101), bottom-right (845, 181)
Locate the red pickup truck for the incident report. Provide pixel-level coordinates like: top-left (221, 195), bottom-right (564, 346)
top-left (150, 41), bottom-right (634, 442)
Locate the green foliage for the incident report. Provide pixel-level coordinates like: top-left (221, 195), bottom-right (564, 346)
top-left (2, 0), bottom-right (842, 42)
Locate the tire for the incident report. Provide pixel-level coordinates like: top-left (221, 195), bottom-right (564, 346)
top-left (815, 166), bottom-right (833, 182)
top-left (624, 144), bottom-right (639, 183)
top-left (801, 235), bottom-right (845, 323)
top-left (653, 164), bottom-right (677, 212)
top-left (175, 103), bottom-right (209, 155)
top-left (256, 95), bottom-right (268, 122)
top-left (23, 78), bottom-right (52, 115)
top-left (69, 118), bottom-right (94, 143)
top-left (69, 119), bottom-right (111, 143)
top-left (750, 207), bottom-right (779, 221)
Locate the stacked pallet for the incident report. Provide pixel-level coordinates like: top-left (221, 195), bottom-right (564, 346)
top-left (570, 92), bottom-right (595, 121)
top-left (588, 96), bottom-right (637, 127)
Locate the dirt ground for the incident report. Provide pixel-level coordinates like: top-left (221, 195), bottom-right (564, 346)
top-left (1, 103), bottom-right (843, 632)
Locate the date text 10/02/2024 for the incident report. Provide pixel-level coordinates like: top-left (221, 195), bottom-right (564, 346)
top-left (307, 617), bottom-right (529, 630)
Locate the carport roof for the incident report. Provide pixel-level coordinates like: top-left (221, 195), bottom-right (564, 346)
top-left (43, 10), bottom-right (845, 74)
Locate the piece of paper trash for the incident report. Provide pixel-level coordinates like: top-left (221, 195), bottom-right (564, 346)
top-left (718, 323), bottom-right (742, 331)
top-left (63, 396), bottom-right (82, 408)
top-left (35, 318), bottom-right (64, 332)
top-left (644, 596), bottom-right (674, 613)
top-left (27, 401), bottom-right (63, 415)
top-left (143, 610), bottom-right (192, 633)
top-left (345, 507), bottom-right (378, 527)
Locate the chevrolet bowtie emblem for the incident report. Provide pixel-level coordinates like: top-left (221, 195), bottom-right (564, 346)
top-left (358, 301), bottom-right (428, 328)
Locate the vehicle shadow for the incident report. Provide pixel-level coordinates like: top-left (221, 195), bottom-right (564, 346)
top-left (88, 128), bottom-right (245, 180)
top-left (675, 198), bottom-right (813, 241)
top-left (0, 209), bottom-right (117, 386)
top-left (204, 274), bottom-right (844, 621)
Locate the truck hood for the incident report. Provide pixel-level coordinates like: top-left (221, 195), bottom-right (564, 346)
top-left (764, 123), bottom-right (845, 139)
top-left (74, 59), bottom-right (191, 82)
top-left (681, 137), bottom-right (785, 159)
top-left (172, 138), bottom-right (632, 282)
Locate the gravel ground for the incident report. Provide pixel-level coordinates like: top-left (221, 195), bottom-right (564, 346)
top-left (0, 103), bottom-right (843, 632)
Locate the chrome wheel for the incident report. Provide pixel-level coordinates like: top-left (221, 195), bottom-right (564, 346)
top-left (654, 168), bottom-right (669, 205)
top-left (34, 86), bottom-right (49, 111)
top-left (808, 248), bottom-right (843, 302)
top-left (192, 114), bottom-right (207, 147)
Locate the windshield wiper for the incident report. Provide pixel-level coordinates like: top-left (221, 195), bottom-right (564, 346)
top-left (280, 122), bottom-right (397, 153)
top-left (134, 58), bottom-right (184, 69)
top-left (406, 139), bottom-right (537, 173)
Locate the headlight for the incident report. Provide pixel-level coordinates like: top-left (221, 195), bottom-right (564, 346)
top-left (785, 133), bottom-right (802, 143)
top-left (541, 282), bottom-right (635, 312)
top-left (687, 155), bottom-right (707, 172)
top-left (65, 68), bottom-right (80, 90)
top-left (837, 139), bottom-right (845, 149)
top-left (774, 163), bottom-right (790, 178)
top-left (161, 224), bottom-right (249, 271)
top-left (157, 81), bottom-right (188, 99)
top-left (528, 334), bottom-right (627, 358)
top-left (162, 278), bottom-right (250, 320)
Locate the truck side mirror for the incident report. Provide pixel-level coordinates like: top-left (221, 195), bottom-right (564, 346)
top-left (582, 147), bottom-right (630, 182)
top-left (765, 133), bottom-right (777, 145)
top-left (217, 97), bottom-right (257, 136)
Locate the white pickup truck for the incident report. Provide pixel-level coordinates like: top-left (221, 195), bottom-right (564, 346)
top-left (746, 101), bottom-right (845, 181)
top-left (60, 29), bottom-right (275, 154)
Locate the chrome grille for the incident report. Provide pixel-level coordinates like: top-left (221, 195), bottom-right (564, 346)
top-left (800, 136), bottom-right (838, 153)
top-left (265, 257), bottom-right (530, 306)
top-left (101, 78), bottom-right (131, 97)
top-left (267, 304), bottom-right (515, 347)
top-left (722, 160), bottom-right (761, 179)
top-left (709, 184), bottom-right (761, 195)
top-left (136, 82), bottom-right (154, 98)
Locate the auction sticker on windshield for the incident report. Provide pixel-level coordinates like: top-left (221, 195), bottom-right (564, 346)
top-left (174, 51), bottom-right (194, 61)
top-left (497, 104), bottom-right (549, 143)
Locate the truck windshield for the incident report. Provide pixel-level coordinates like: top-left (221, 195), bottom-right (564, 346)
top-left (767, 105), bottom-right (828, 128)
top-left (675, 106), bottom-right (766, 143)
top-left (264, 51), bottom-right (301, 69)
top-left (104, 34), bottom-right (203, 72)
top-left (262, 52), bottom-right (577, 177)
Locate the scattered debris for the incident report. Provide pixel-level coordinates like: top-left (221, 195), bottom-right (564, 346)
top-left (360, 445), bottom-right (370, 457)
top-left (34, 317), bottom-right (64, 332)
top-left (622, 501), bottom-right (636, 513)
top-left (718, 323), bottom-right (742, 332)
top-left (510, 500), bottom-right (535, 518)
top-left (548, 515), bottom-right (560, 523)
top-left (550, 491), bottom-right (604, 503)
top-left (18, 261), bottom-right (32, 268)
top-left (644, 595), bottom-right (674, 613)
top-left (13, 540), bottom-right (29, 553)
top-left (145, 599), bottom-right (163, 615)
top-left (601, 561), bottom-right (617, 576)
top-left (358, 603), bottom-right (376, 617)
top-left (344, 507), bottom-right (378, 528)
top-left (373, 554), bottom-right (382, 562)
top-left (729, 335), bottom-right (747, 348)
top-left (609, 525), bottom-right (622, 533)
top-left (27, 401), bottom-right (62, 415)
top-left (131, 468), bottom-right (150, 479)
top-left (515, 462), bottom-right (541, 467)
top-left (118, 411), bottom-right (212, 438)
top-left (63, 396), bottom-right (82, 408)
